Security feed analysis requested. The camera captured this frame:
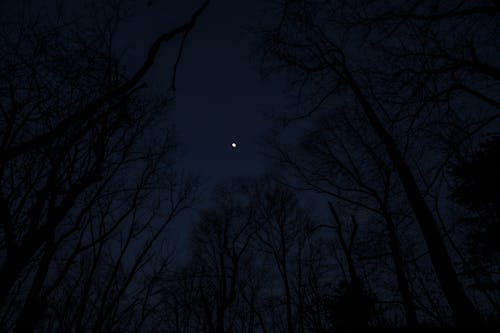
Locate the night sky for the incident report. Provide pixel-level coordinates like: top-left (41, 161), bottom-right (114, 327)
top-left (113, 0), bottom-right (287, 252)
top-left (0, 0), bottom-right (288, 253)
top-left (121, 0), bottom-right (298, 257)
top-left (118, 0), bottom-right (284, 184)
top-left (0, 0), bottom-right (292, 290)
top-left (2, 1), bottom-right (499, 331)
top-left (1, 0), bottom-right (283, 184)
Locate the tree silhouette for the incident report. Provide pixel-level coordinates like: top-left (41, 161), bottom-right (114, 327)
top-left (451, 135), bottom-right (500, 291)
top-left (3, 0), bottom-right (499, 331)
top-left (0, 1), bottom-right (208, 331)
top-left (257, 0), bottom-right (500, 328)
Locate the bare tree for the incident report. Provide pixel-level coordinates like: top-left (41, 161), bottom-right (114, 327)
top-left (250, 178), bottom-right (313, 333)
top-left (265, 107), bottom-right (423, 328)
top-left (182, 181), bottom-right (259, 333)
top-left (0, 1), bottom-right (208, 331)
top-left (256, 0), bottom-right (500, 327)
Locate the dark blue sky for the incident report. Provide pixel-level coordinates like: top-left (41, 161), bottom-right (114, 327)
top-left (0, 0), bottom-right (286, 256)
top-left (114, 0), bottom-right (287, 254)
top-left (118, 0), bottom-right (285, 186)
top-left (0, 0), bottom-right (284, 185)
top-left (174, 1), bottom-right (283, 184)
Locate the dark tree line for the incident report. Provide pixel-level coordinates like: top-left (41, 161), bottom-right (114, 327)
top-left (1, 0), bottom-right (499, 332)
top-left (0, 1), bottom-right (208, 332)
top-left (255, 0), bottom-right (500, 330)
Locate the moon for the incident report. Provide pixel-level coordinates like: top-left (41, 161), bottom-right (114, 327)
top-left (231, 142), bottom-right (237, 148)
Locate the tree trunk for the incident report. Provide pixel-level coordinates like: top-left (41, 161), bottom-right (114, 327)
top-left (343, 69), bottom-right (482, 327)
top-left (384, 210), bottom-right (418, 327)
top-left (14, 237), bottom-right (56, 333)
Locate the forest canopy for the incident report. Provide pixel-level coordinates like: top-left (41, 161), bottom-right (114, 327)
top-left (0, 0), bottom-right (499, 332)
